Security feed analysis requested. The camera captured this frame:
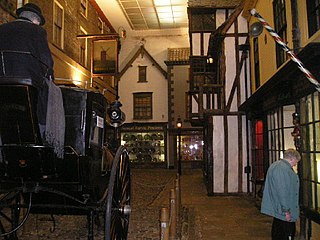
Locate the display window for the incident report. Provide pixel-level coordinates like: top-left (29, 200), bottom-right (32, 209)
top-left (121, 124), bottom-right (166, 163)
top-left (178, 135), bottom-right (203, 161)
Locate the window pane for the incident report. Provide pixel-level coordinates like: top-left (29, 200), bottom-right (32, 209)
top-left (315, 92), bottom-right (320, 121)
top-left (134, 93), bottom-right (152, 119)
top-left (310, 124), bottom-right (314, 151)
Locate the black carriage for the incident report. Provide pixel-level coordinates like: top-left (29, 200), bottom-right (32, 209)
top-left (0, 77), bottom-right (131, 239)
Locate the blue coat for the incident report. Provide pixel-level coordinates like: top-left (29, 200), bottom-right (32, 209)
top-left (261, 159), bottom-right (300, 222)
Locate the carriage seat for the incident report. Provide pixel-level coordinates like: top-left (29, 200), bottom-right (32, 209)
top-left (0, 76), bottom-right (57, 180)
top-left (0, 76), bottom-right (33, 86)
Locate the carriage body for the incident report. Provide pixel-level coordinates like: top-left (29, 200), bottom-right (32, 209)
top-left (0, 77), bottom-right (130, 239)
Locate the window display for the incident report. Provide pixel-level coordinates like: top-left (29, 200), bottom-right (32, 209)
top-left (178, 135), bottom-right (203, 161)
top-left (121, 132), bottom-right (165, 163)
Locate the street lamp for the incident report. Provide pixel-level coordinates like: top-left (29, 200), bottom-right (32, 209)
top-left (176, 117), bottom-right (182, 175)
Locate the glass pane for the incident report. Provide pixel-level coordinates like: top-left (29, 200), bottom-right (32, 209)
top-left (317, 183), bottom-right (320, 211)
top-left (302, 180), bottom-right (311, 207)
top-left (317, 158), bottom-right (320, 183)
top-left (283, 105), bottom-right (295, 127)
top-left (307, 95), bottom-right (313, 121)
top-left (284, 128), bottom-right (294, 150)
top-left (311, 153), bottom-right (316, 181)
top-left (316, 122), bottom-right (320, 151)
top-left (302, 152), bottom-right (311, 180)
top-left (315, 92), bottom-right (320, 121)
top-left (310, 124), bottom-right (314, 151)
top-left (312, 182), bottom-right (316, 209)
top-left (301, 125), bottom-right (308, 151)
top-left (300, 97), bottom-right (307, 124)
top-left (267, 114), bottom-right (272, 129)
top-left (274, 112), bottom-right (279, 128)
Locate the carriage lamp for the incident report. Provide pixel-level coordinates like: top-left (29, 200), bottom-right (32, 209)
top-left (176, 117), bottom-right (182, 175)
top-left (107, 100), bottom-right (126, 128)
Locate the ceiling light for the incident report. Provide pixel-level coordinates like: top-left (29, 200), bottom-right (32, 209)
top-left (154, 0), bottom-right (171, 6)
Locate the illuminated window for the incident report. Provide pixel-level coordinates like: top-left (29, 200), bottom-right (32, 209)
top-left (134, 93), bottom-right (152, 119)
top-left (253, 120), bottom-right (264, 181)
top-left (267, 105), bottom-right (295, 164)
top-left (53, 1), bottom-right (64, 48)
top-left (300, 92), bottom-right (320, 214)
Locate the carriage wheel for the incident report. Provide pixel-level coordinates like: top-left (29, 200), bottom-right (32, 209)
top-left (105, 145), bottom-right (131, 240)
top-left (0, 191), bottom-right (30, 240)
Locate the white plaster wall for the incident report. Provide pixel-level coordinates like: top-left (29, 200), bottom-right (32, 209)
top-left (118, 55), bottom-right (168, 123)
top-left (225, 37), bottom-right (237, 111)
top-left (212, 116), bottom-right (225, 193)
top-left (238, 15), bottom-right (248, 34)
top-left (228, 116), bottom-right (239, 192)
top-left (216, 10), bottom-right (226, 28)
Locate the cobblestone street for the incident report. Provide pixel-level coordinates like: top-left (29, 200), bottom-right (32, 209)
top-left (9, 169), bottom-right (177, 239)
top-left (3, 168), bottom-right (274, 239)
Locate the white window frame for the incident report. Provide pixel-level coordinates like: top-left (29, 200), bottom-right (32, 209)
top-left (53, 1), bottom-right (64, 49)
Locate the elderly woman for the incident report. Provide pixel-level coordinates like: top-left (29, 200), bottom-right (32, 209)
top-left (261, 148), bottom-right (301, 240)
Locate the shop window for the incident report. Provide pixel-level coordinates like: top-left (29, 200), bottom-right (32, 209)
top-left (53, 1), bottom-right (64, 49)
top-left (273, 0), bottom-right (287, 67)
top-left (178, 134), bottom-right (203, 161)
top-left (133, 93), bottom-right (152, 120)
top-left (121, 130), bottom-right (165, 163)
top-left (300, 92), bottom-right (320, 214)
top-left (307, 0), bottom-right (320, 37)
top-left (253, 120), bottom-right (264, 181)
top-left (138, 66), bottom-right (147, 82)
top-left (267, 105), bottom-right (295, 165)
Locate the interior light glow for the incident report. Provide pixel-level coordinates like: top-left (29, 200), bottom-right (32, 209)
top-left (159, 18), bottom-right (174, 23)
top-left (154, 0), bottom-right (171, 6)
top-left (156, 6), bottom-right (172, 13)
top-left (158, 12), bottom-right (173, 18)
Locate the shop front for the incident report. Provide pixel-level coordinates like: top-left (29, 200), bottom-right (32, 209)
top-left (120, 123), bottom-right (167, 166)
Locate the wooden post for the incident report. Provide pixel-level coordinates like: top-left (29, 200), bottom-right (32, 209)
top-left (175, 176), bottom-right (181, 238)
top-left (160, 207), bottom-right (170, 240)
top-left (169, 188), bottom-right (176, 239)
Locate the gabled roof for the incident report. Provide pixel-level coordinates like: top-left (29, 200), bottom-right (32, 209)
top-left (119, 45), bottom-right (167, 79)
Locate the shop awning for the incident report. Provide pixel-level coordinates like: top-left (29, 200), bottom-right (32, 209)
top-left (239, 42), bottom-right (320, 118)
